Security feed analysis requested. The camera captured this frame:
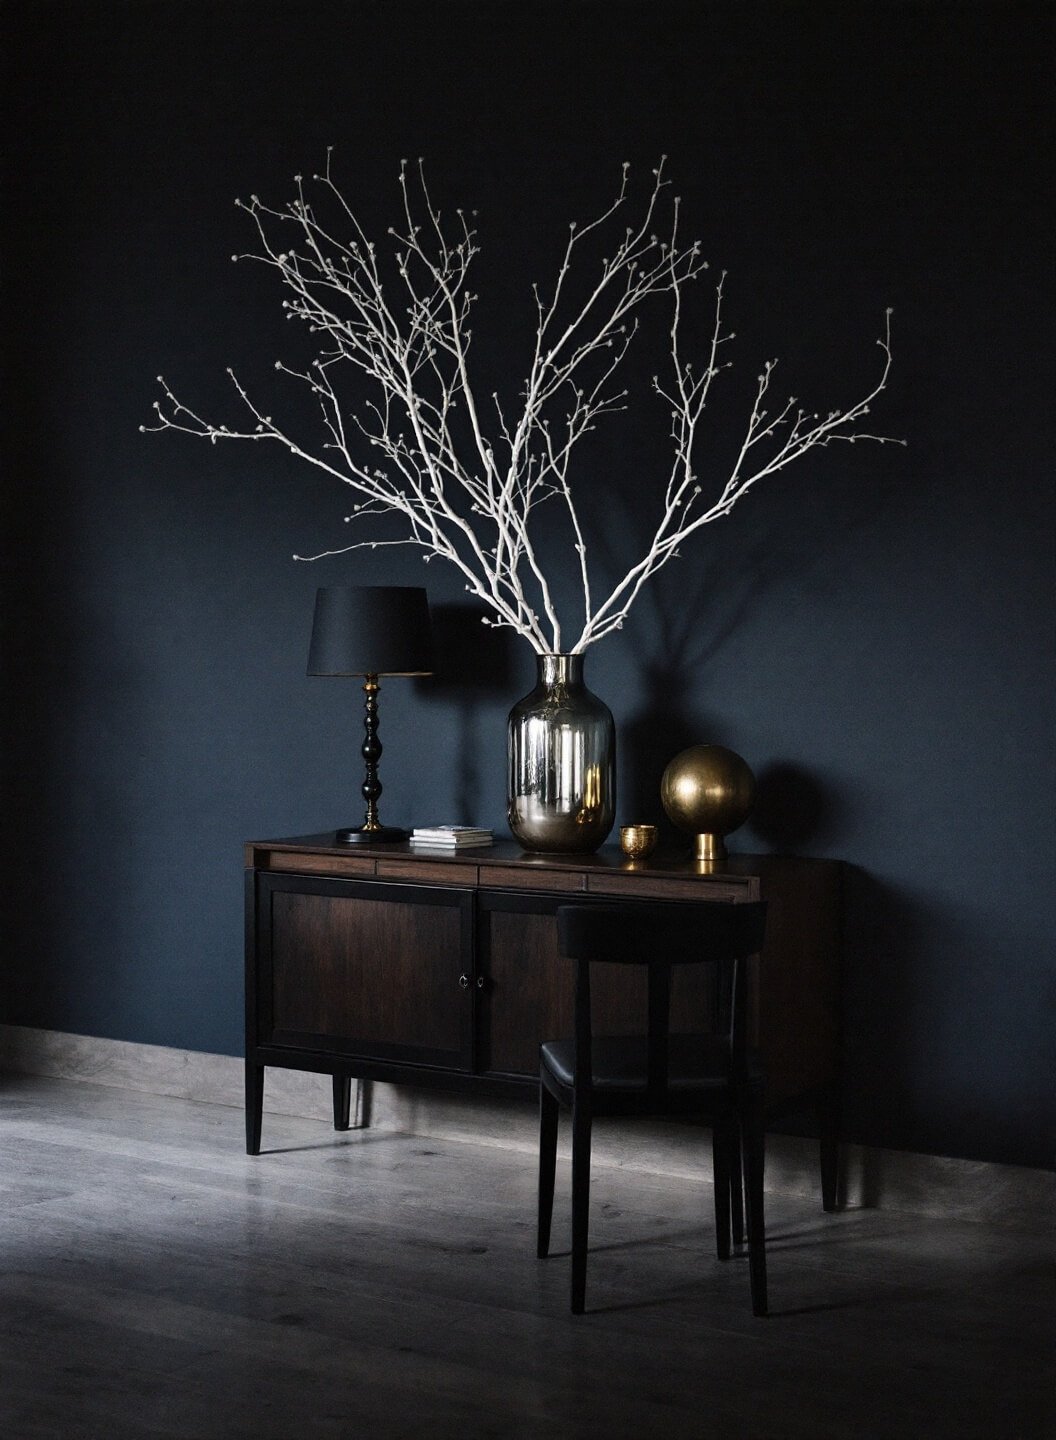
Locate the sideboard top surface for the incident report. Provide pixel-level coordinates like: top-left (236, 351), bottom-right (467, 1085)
top-left (245, 834), bottom-right (839, 889)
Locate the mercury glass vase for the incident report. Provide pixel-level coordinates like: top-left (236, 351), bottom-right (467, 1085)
top-left (507, 653), bottom-right (616, 853)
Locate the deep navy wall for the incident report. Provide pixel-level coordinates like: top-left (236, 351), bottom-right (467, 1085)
top-left (2, 2), bottom-right (1052, 1169)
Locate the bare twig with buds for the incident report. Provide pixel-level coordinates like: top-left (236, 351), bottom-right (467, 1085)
top-left (145, 154), bottom-right (903, 653)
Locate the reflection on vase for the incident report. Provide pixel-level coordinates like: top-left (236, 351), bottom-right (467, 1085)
top-left (507, 654), bottom-right (616, 853)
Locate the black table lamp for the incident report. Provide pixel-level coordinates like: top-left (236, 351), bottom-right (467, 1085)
top-left (308, 586), bottom-right (433, 844)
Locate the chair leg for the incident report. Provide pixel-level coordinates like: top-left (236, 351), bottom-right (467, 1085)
top-left (712, 1123), bottom-right (732, 1260)
top-left (729, 1129), bottom-right (745, 1247)
top-left (742, 1099), bottom-right (768, 1317)
top-left (537, 1084), bottom-right (559, 1259)
top-left (570, 1094), bottom-right (592, 1314)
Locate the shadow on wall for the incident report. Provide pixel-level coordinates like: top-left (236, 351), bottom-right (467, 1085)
top-left (416, 602), bottom-right (520, 823)
top-left (840, 873), bottom-right (1056, 1170)
top-left (619, 568), bottom-right (723, 838)
top-left (0, 609), bottom-right (74, 1026)
top-left (618, 555), bottom-right (799, 842)
top-left (0, 374), bottom-right (81, 1030)
top-left (839, 865), bottom-right (926, 1160)
top-left (751, 763), bottom-right (839, 853)
top-left (612, 568), bottom-right (927, 1163)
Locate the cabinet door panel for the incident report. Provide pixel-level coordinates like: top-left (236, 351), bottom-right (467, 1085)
top-left (259, 876), bottom-right (472, 1069)
top-left (480, 908), bottom-right (576, 1077)
top-left (478, 893), bottom-right (717, 1078)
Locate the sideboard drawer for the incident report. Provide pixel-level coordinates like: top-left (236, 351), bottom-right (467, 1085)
top-left (263, 850), bottom-right (378, 878)
top-left (586, 874), bottom-right (753, 902)
top-left (484, 865), bottom-right (587, 893)
top-left (375, 859), bottom-right (479, 886)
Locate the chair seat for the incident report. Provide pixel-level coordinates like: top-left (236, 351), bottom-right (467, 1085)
top-left (541, 1033), bottom-right (737, 1093)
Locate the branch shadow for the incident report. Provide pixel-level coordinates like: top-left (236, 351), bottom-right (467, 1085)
top-left (618, 559), bottom-right (776, 841)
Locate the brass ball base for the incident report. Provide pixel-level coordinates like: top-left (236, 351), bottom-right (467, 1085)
top-left (693, 833), bottom-right (726, 863)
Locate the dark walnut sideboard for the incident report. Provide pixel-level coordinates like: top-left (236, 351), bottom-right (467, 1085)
top-left (244, 835), bottom-right (843, 1200)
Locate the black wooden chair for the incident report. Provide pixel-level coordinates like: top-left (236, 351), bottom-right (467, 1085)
top-left (537, 901), bottom-right (769, 1315)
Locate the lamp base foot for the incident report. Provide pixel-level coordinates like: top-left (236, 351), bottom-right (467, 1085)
top-left (335, 825), bottom-right (408, 845)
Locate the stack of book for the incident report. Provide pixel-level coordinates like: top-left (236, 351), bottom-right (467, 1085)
top-left (410, 825), bottom-right (494, 848)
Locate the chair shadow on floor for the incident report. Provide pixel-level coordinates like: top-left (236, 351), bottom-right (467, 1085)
top-left (541, 1210), bottom-right (886, 1317)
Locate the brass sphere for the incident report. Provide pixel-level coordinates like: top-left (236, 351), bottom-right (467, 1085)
top-left (660, 745), bottom-right (756, 861)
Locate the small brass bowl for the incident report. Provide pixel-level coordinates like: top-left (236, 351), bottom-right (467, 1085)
top-left (620, 824), bottom-right (658, 861)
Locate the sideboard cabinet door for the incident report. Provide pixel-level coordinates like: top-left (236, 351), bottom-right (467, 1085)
top-left (254, 874), bottom-right (474, 1071)
top-left (476, 889), bottom-right (725, 1080)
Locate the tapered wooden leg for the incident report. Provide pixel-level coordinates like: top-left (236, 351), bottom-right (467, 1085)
top-left (333, 1074), bottom-right (353, 1131)
top-left (570, 1094), bottom-right (592, 1314)
top-left (819, 1082), bottom-right (841, 1212)
top-left (712, 1122), bottom-right (732, 1260)
top-left (742, 1099), bottom-right (768, 1317)
top-left (730, 1130), bottom-right (745, 1247)
top-left (538, 1084), bottom-right (559, 1258)
top-left (245, 1061), bottom-right (264, 1156)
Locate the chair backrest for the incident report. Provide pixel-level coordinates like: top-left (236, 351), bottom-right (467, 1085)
top-left (556, 902), bottom-right (767, 1100)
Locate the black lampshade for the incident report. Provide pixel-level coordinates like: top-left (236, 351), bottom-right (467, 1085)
top-left (307, 586), bottom-right (433, 677)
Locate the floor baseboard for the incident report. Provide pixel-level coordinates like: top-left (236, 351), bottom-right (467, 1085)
top-left (2, 1023), bottom-right (1051, 1232)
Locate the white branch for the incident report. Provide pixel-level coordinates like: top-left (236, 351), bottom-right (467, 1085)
top-left (146, 158), bottom-right (902, 656)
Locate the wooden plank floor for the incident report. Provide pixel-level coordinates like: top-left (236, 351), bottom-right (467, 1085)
top-left (1, 1075), bottom-right (1052, 1440)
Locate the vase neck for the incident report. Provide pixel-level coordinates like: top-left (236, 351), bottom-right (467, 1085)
top-left (537, 652), bottom-right (584, 689)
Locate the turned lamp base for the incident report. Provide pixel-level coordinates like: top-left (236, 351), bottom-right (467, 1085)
top-left (336, 824), bottom-right (409, 845)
